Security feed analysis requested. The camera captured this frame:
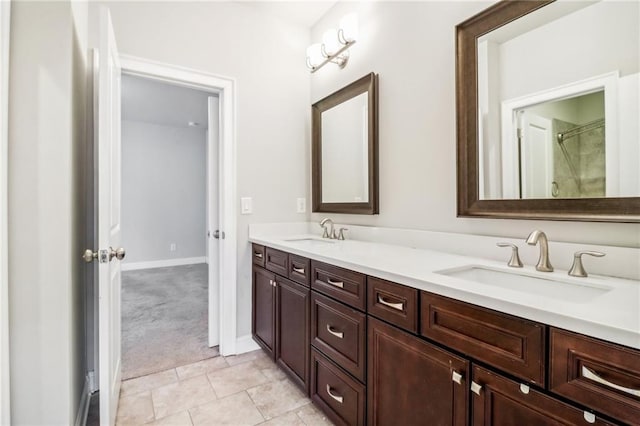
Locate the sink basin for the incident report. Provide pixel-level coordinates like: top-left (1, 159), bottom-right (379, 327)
top-left (436, 265), bottom-right (612, 302)
top-left (283, 237), bottom-right (337, 246)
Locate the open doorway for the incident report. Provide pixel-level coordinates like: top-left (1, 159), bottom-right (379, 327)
top-left (119, 74), bottom-right (219, 379)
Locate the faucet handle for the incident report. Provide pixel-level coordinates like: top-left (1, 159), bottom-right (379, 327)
top-left (569, 251), bottom-right (605, 277)
top-left (337, 228), bottom-right (349, 240)
top-left (497, 243), bottom-right (523, 268)
top-left (321, 226), bottom-right (330, 239)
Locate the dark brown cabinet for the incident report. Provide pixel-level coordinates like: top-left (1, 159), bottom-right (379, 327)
top-left (421, 291), bottom-right (546, 386)
top-left (253, 244), bottom-right (636, 425)
top-left (471, 365), bottom-right (615, 426)
top-left (311, 348), bottom-right (366, 426)
top-left (368, 316), bottom-right (469, 426)
top-left (252, 245), bottom-right (311, 394)
top-left (276, 277), bottom-right (310, 393)
top-left (252, 266), bottom-right (276, 359)
top-left (549, 327), bottom-right (640, 425)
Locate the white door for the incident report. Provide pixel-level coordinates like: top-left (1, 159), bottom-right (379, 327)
top-left (520, 112), bottom-right (553, 198)
top-left (207, 96), bottom-right (220, 347)
top-left (97, 8), bottom-right (123, 426)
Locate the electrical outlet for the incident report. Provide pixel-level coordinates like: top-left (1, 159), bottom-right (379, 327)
top-left (170, 243), bottom-right (177, 252)
top-left (296, 198), bottom-right (306, 213)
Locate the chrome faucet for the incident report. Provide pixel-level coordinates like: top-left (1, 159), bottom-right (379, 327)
top-left (526, 230), bottom-right (553, 272)
top-left (320, 218), bottom-right (336, 239)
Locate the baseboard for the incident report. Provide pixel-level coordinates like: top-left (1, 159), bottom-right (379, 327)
top-left (235, 334), bottom-right (260, 354)
top-left (121, 257), bottom-right (206, 271)
top-left (74, 376), bottom-right (90, 426)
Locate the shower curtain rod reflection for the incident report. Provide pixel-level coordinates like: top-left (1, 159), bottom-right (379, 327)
top-left (556, 118), bottom-right (605, 143)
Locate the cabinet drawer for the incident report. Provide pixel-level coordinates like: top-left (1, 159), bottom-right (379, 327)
top-left (472, 365), bottom-right (615, 426)
top-left (310, 348), bottom-right (366, 426)
top-left (311, 261), bottom-right (366, 311)
top-left (367, 276), bottom-right (418, 333)
top-left (420, 291), bottom-right (546, 385)
top-left (549, 327), bottom-right (640, 425)
top-left (311, 291), bottom-right (366, 382)
top-left (252, 244), bottom-right (265, 268)
top-left (265, 247), bottom-right (288, 276)
top-left (288, 254), bottom-right (310, 287)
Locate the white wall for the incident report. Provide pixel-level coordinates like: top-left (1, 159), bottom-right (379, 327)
top-left (309, 1), bottom-right (640, 248)
top-left (8, 1), bottom-right (89, 424)
top-left (122, 121), bottom-right (207, 264)
top-left (89, 1), bottom-right (311, 337)
top-left (499, 1), bottom-right (639, 101)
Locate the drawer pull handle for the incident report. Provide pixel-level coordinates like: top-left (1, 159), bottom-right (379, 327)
top-left (292, 266), bottom-right (305, 274)
top-left (377, 295), bottom-right (404, 311)
top-left (326, 325), bottom-right (344, 339)
top-left (326, 385), bottom-right (343, 403)
top-left (470, 381), bottom-right (482, 395)
top-left (327, 278), bottom-right (344, 288)
top-left (452, 371), bottom-right (463, 385)
top-left (582, 366), bottom-right (640, 397)
top-left (254, 252), bottom-right (263, 259)
top-left (519, 384), bottom-right (530, 394)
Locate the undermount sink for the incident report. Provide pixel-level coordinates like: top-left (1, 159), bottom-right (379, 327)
top-left (283, 237), bottom-right (337, 246)
top-left (436, 265), bottom-right (612, 302)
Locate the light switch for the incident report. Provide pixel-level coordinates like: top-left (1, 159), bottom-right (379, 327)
top-left (296, 198), bottom-right (306, 213)
top-left (241, 197), bottom-right (252, 214)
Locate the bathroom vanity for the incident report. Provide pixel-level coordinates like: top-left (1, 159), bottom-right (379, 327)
top-left (249, 229), bottom-right (639, 426)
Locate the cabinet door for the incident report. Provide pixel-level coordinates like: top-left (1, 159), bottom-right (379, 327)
top-left (472, 366), bottom-right (615, 426)
top-left (252, 266), bottom-right (276, 359)
top-left (276, 277), bottom-right (310, 394)
top-left (368, 317), bottom-right (469, 426)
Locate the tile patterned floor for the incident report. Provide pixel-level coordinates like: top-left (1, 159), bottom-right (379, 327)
top-left (116, 350), bottom-right (334, 425)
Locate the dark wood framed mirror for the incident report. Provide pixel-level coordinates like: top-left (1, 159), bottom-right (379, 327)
top-left (456, 0), bottom-right (640, 222)
top-left (312, 72), bottom-right (379, 214)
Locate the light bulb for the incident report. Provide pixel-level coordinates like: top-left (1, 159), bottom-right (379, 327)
top-left (339, 13), bottom-right (358, 43)
top-left (306, 43), bottom-right (324, 68)
top-left (322, 29), bottom-right (341, 56)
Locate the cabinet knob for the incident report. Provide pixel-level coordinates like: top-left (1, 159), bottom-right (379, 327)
top-left (470, 381), bottom-right (482, 395)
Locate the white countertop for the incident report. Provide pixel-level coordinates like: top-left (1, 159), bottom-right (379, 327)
top-left (249, 229), bottom-right (640, 350)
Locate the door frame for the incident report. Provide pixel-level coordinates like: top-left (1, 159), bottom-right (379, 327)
top-left (0, 1), bottom-right (10, 423)
top-left (119, 55), bottom-right (238, 355)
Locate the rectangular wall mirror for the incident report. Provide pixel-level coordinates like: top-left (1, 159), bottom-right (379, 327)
top-left (457, 0), bottom-right (640, 222)
top-left (312, 73), bottom-right (379, 214)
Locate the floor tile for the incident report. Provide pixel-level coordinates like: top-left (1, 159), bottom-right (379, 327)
top-left (260, 411), bottom-right (305, 426)
top-left (144, 411), bottom-right (193, 425)
top-left (247, 379), bottom-right (310, 420)
top-left (116, 391), bottom-right (155, 425)
top-left (295, 403), bottom-right (334, 426)
top-left (175, 356), bottom-right (229, 380)
top-left (224, 349), bottom-right (266, 366)
top-left (260, 365), bottom-right (287, 381)
top-left (207, 361), bottom-right (269, 398)
top-left (121, 369), bottom-right (179, 396)
top-left (189, 392), bottom-right (264, 426)
top-left (152, 375), bottom-right (217, 419)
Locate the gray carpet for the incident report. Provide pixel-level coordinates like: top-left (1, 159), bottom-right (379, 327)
top-left (122, 263), bottom-right (219, 380)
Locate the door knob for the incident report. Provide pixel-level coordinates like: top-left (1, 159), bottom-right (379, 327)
top-left (83, 249), bottom-right (98, 263)
top-left (83, 247), bottom-right (126, 263)
top-left (110, 247), bottom-right (126, 261)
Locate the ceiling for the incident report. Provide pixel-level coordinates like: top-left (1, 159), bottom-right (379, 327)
top-left (242, 1), bottom-right (337, 27)
top-left (121, 74), bottom-right (216, 129)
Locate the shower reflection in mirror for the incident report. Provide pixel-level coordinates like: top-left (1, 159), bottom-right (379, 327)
top-left (517, 91), bottom-right (605, 199)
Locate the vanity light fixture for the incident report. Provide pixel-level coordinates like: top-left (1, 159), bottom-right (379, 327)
top-left (306, 13), bottom-right (358, 73)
